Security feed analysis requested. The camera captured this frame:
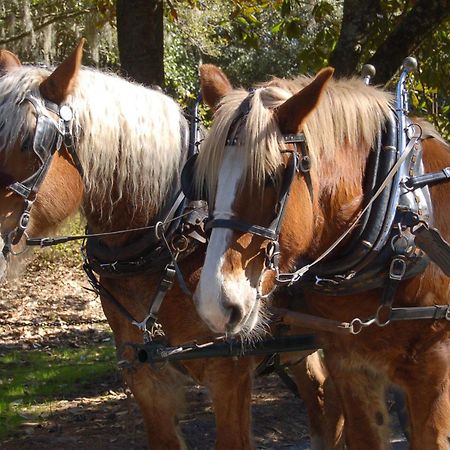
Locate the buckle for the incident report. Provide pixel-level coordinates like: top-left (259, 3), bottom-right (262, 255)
top-left (283, 133), bottom-right (306, 144)
top-left (265, 241), bottom-right (280, 270)
top-left (389, 257), bottom-right (407, 280)
top-left (299, 155), bottom-right (311, 172)
top-left (19, 211), bottom-right (30, 230)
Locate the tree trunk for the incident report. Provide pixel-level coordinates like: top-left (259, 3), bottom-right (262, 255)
top-left (116, 0), bottom-right (164, 87)
top-left (329, 0), bottom-right (381, 78)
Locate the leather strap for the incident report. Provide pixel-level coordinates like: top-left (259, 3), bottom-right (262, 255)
top-left (389, 305), bottom-right (450, 321)
top-left (414, 225), bottom-right (450, 276)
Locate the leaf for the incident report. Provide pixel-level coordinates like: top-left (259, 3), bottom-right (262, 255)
top-left (271, 20), bottom-right (284, 34)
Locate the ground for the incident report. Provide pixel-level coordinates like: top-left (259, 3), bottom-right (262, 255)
top-left (0, 253), bottom-right (408, 449)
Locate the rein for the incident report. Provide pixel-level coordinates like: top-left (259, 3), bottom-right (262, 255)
top-left (26, 203), bottom-right (206, 248)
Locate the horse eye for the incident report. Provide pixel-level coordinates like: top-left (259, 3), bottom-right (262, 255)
top-left (264, 174), bottom-right (277, 188)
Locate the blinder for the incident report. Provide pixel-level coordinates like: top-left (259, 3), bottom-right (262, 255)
top-left (1, 91), bottom-right (79, 254)
top-left (181, 153), bottom-right (207, 201)
top-left (8, 94), bottom-right (64, 199)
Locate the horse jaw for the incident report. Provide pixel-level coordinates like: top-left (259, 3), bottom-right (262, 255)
top-left (194, 147), bottom-right (260, 335)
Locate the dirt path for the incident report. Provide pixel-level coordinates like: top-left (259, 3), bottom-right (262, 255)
top-left (0, 257), bottom-right (409, 449)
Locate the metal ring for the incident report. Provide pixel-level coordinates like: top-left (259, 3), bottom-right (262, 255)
top-left (375, 305), bottom-right (392, 327)
top-left (9, 231), bottom-right (31, 256)
top-left (350, 318), bottom-right (363, 335)
top-left (155, 221), bottom-right (165, 240)
top-left (171, 234), bottom-right (189, 253)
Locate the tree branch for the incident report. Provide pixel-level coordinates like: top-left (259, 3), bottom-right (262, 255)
top-left (0, 8), bottom-right (95, 46)
top-left (367, 0), bottom-right (450, 85)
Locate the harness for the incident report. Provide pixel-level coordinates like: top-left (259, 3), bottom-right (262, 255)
top-left (201, 58), bottom-right (450, 334)
top-left (3, 89), bottom-right (208, 345)
top-left (2, 88), bottom-right (318, 375)
top-left (3, 61), bottom-right (448, 371)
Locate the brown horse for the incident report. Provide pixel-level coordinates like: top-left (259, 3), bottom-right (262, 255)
top-left (0, 44), bottom-right (344, 449)
top-left (194, 64), bottom-right (450, 449)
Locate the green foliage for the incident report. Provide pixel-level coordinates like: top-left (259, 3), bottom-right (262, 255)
top-left (0, 0), bottom-right (447, 135)
top-left (164, 0), bottom-right (342, 106)
top-left (0, 344), bottom-right (116, 440)
top-left (0, 0), bottom-right (118, 67)
top-left (411, 23), bottom-right (450, 140)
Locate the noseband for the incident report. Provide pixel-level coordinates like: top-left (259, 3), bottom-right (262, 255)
top-left (2, 91), bottom-right (81, 256)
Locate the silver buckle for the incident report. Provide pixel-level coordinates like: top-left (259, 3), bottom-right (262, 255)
top-left (389, 257), bottom-right (407, 281)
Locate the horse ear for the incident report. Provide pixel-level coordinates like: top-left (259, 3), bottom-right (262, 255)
top-left (275, 67), bottom-right (334, 133)
top-left (0, 49), bottom-right (21, 76)
top-left (199, 64), bottom-right (233, 110)
top-left (39, 38), bottom-right (85, 104)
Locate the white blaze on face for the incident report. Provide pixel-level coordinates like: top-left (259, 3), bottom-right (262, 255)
top-left (194, 146), bottom-right (259, 334)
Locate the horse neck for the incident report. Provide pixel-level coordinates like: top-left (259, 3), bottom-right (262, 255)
top-left (81, 182), bottom-right (172, 248)
top-left (29, 149), bottom-right (83, 236)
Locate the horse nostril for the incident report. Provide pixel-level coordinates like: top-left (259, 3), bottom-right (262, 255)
top-left (224, 302), bottom-right (244, 330)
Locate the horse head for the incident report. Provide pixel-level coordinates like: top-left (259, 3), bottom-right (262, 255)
top-left (0, 42), bottom-right (85, 280)
top-left (193, 64), bottom-right (396, 336)
top-left (192, 65), bottom-right (335, 334)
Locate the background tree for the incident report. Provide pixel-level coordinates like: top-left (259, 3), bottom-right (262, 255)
top-left (0, 0), bottom-right (448, 136)
top-left (116, 0), bottom-right (164, 86)
top-left (0, 0), bottom-right (117, 67)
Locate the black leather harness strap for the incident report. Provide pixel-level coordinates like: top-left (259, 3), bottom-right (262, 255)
top-left (413, 224), bottom-right (450, 276)
top-left (388, 305), bottom-right (450, 321)
top-left (405, 167), bottom-right (450, 190)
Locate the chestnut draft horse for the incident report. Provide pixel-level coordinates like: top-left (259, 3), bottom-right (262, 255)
top-left (0, 44), bottom-right (344, 449)
top-left (194, 64), bottom-right (450, 449)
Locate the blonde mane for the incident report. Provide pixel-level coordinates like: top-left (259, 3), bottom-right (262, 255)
top-left (196, 74), bottom-right (393, 202)
top-left (0, 66), bottom-right (188, 219)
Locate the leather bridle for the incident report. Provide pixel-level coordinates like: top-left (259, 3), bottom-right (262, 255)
top-left (1, 90), bottom-right (81, 256)
top-left (206, 145), bottom-right (304, 242)
top-left (182, 92), bottom-right (314, 243)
